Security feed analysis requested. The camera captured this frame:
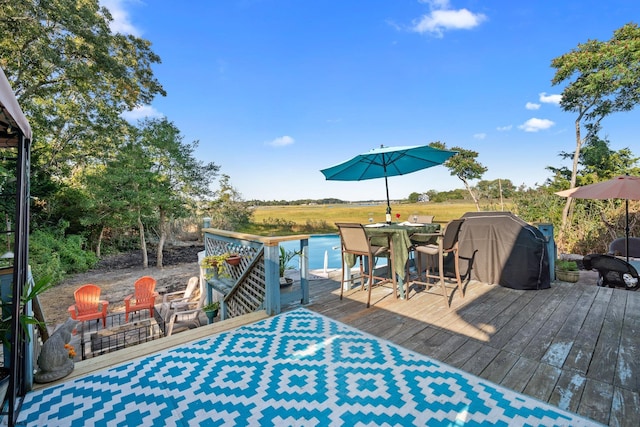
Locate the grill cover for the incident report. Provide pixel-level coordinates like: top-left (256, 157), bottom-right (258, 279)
top-left (456, 212), bottom-right (551, 290)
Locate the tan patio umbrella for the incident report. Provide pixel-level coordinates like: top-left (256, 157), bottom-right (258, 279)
top-left (555, 175), bottom-right (640, 262)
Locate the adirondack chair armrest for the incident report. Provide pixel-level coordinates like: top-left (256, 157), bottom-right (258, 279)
top-left (165, 304), bottom-right (203, 336)
top-left (98, 300), bottom-right (109, 313)
top-left (162, 290), bottom-right (187, 304)
top-left (164, 296), bottom-right (192, 310)
top-left (170, 307), bottom-right (201, 318)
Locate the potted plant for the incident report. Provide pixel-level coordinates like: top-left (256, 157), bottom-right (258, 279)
top-left (225, 253), bottom-right (242, 266)
top-left (279, 246), bottom-right (302, 287)
top-left (201, 254), bottom-right (231, 278)
top-left (202, 301), bottom-right (220, 324)
top-left (555, 259), bottom-right (580, 282)
top-left (1, 273), bottom-right (54, 403)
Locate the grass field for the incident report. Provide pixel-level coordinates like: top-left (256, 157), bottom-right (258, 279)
top-left (241, 201), bottom-right (479, 235)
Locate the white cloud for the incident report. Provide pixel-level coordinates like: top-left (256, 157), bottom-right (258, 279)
top-left (473, 133), bottom-right (486, 140)
top-left (497, 125), bottom-right (512, 131)
top-left (121, 105), bottom-right (163, 121)
top-left (525, 102), bottom-right (541, 110)
top-left (539, 92), bottom-right (562, 104)
top-left (518, 118), bottom-right (555, 132)
top-left (100, 0), bottom-right (140, 36)
top-left (267, 135), bottom-right (295, 147)
top-left (411, 1), bottom-right (487, 37)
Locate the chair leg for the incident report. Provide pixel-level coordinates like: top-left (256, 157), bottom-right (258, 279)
top-left (366, 256), bottom-right (374, 308)
top-left (340, 253), bottom-right (345, 300)
top-left (454, 251), bottom-right (464, 298)
top-left (437, 252), bottom-right (450, 307)
top-left (406, 248), bottom-right (418, 298)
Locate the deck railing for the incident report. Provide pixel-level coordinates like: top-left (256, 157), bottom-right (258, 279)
top-left (202, 229), bottom-right (309, 318)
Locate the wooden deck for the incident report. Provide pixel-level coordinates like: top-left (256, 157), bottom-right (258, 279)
top-left (284, 270), bottom-right (639, 427)
top-left (31, 269), bottom-right (637, 426)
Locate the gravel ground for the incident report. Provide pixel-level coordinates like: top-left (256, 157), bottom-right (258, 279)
top-left (39, 244), bottom-right (204, 329)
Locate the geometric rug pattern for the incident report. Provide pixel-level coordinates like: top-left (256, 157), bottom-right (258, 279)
top-left (17, 308), bottom-right (601, 426)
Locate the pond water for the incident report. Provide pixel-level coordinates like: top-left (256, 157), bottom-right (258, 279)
top-left (279, 233), bottom-right (389, 271)
top-left (279, 234), bottom-right (342, 271)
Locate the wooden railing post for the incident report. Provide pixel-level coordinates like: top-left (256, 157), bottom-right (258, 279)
top-left (203, 229), bottom-right (311, 317)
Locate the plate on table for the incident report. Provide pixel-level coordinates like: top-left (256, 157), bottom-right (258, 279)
top-left (398, 221), bottom-right (424, 226)
top-left (365, 223), bottom-right (387, 228)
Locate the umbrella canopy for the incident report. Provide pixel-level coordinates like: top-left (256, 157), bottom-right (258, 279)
top-left (320, 144), bottom-right (456, 212)
top-left (555, 175), bottom-right (640, 261)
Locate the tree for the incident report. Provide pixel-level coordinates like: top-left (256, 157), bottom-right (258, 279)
top-left (429, 142), bottom-right (487, 211)
top-left (551, 23), bottom-right (640, 235)
top-left (407, 192), bottom-right (421, 203)
top-left (208, 175), bottom-right (252, 230)
top-left (0, 0), bottom-right (165, 180)
top-left (81, 119), bottom-right (219, 267)
top-left (90, 141), bottom-right (157, 267)
top-left (476, 179), bottom-right (516, 210)
top-left (137, 118), bottom-right (219, 267)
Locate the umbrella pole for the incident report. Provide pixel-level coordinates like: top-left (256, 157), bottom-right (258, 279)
top-left (384, 175), bottom-right (391, 223)
top-left (625, 174), bottom-right (631, 263)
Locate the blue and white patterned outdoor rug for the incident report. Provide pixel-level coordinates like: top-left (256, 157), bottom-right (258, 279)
top-left (18, 308), bottom-right (600, 426)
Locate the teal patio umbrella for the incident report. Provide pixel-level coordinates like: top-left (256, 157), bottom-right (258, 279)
top-left (320, 144), bottom-right (457, 216)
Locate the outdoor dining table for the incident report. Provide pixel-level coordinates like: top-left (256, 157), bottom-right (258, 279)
top-left (363, 222), bottom-right (441, 299)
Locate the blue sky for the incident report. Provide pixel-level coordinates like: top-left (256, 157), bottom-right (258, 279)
top-left (103, 0), bottom-right (640, 202)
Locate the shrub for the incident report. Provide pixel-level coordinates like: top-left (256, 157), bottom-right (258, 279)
top-left (29, 230), bottom-right (98, 284)
top-left (556, 260), bottom-right (578, 271)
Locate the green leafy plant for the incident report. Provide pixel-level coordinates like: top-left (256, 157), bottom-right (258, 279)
top-left (202, 301), bottom-right (220, 312)
top-left (0, 273), bottom-right (54, 347)
top-left (279, 246), bottom-right (302, 278)
top-left (201, 254), bottom-right (231, 278)
top-left (556, 259), bottom-right (578, 271)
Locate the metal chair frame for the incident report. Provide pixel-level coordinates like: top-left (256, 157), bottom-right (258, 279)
top-left (336, 222), bottom-right (396, 308)
top-left (410, 219), bottom-right (465, 307)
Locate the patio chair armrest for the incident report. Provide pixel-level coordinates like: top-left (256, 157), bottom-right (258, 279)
top-left (166, 296), bottom-right (192, 307)
top-left (124, 294), bottom-right (133, 308)
top-left (410, 232), bottom-right (443, 245)
top-left (169, 307), bottom-right (201, 318)
top-left (162, 290), bottom-right (186, 304)
top-left (411, 232), bottom-right (443, 238)
top-left (68, 305), bottom-right (76, 317)
top-left (99, 300), bottom-right (109, 313)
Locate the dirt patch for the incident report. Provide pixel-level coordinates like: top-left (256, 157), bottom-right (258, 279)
top-left (39, 244), bottom-right (204, 329)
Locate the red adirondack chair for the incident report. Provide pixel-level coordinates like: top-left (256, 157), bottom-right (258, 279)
top-left (124, 276), bottom-right (158, 322)
top-left (68, 284), bottom-right (109, 327)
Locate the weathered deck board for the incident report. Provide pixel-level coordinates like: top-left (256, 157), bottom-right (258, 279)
top-left (300, 271), bottom-right (640, 426)
top-left (579, 379), bottom-right (613, 425)
top-left (588, 290), bottom-right (626, 384)
top-left (563, 287), bottom-right (611, 373)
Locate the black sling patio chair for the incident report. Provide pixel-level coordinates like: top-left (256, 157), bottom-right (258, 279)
top-left (582, 253), bottom-right (639, 291)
